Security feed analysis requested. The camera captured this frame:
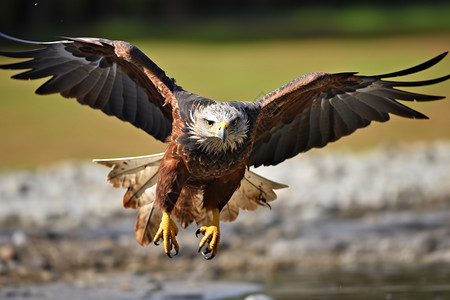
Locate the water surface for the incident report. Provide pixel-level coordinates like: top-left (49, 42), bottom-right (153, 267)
top-left (252, 267), bottom-right (450, 300)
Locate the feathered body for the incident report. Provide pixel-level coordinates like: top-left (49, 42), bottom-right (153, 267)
top-left (156, 89), bottom-right (260, 228)
top-left (0, 32), bottom-right (448, 258)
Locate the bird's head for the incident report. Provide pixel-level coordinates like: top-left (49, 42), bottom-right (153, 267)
top-left (186, 102), bottom-right (249, 154)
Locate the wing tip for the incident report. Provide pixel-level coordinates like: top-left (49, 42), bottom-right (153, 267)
top-left (0, 32), bottom-right (50, 45)
top-left (412, 111), bottom-right (430, 120)
top-left (376, 51), bottom-right (449, 79)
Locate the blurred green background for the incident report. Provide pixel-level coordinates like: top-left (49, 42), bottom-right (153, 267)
top-left (0, 0), bottom-right (449, 169)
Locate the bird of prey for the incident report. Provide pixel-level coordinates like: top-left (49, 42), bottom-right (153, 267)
top-left (0, 32), bottom-right (448, 259)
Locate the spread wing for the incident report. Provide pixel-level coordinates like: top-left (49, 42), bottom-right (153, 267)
top-left (0, 33), bottom-right (176, 142)
top-left (249, 52), bottom-right (449, 167)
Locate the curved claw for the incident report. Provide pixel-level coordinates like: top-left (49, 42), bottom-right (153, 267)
top-left (168, 237), bottom-right (179, 258)
top-left (196, 209), bottom-right (221, 259)
top-left (198, 244), bottom-right (209, 254)
top-left (203, 253), bottom-right (215, 260)
top-left (196, 227), bottom-right (220, 259)
top-left (166, 248), bottom-right (179, 259)
top-left (196, 229), bottom-right (205, 253)
top-left (197, 244), bottom-right (215, 260)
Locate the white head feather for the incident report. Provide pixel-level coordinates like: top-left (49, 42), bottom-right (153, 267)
top-left (186, 102), bottom-right (249, 155)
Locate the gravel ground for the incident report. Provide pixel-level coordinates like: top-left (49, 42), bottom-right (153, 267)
top-left (1, 141), bottom-right (449, 297)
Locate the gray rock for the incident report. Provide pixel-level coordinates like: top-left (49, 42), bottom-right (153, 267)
top-left (1, 141), bottom-right (450, 282)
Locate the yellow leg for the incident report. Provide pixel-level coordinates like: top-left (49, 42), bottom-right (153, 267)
top-left (196, 208), bottom-right (220, 260)
top-left (153, 211), bottom-right (179, 258)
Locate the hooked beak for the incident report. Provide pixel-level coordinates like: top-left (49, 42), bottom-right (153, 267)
top-left (217, 121), bottom-right (228, 143)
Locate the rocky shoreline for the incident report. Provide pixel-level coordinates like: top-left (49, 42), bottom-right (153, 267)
top-left (1, 141), bottom-right (450, 297)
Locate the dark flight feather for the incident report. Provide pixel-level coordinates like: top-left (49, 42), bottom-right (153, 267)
top-left (0, 32), bottom-right (174, 142)
top-left (249, 52), bottom-right (449, 167)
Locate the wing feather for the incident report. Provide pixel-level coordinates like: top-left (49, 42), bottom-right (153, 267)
top-left (102, 70), bottom-right (125, 118)
top-left (338, 93), bottom-right (388, 122)
top-left (56, 65), bottom-right (96, 97)
top-left (249, 52), bottom-right (449, 167)
top-left (306, 97), bottom-right (323, 149)
top-left (0, 33), bottom-right (176, 142)
top-left (12, 59), bottom-right (81, 80)
top-left (318, 96), bottom-right (333, 145)
top-left (91, 66), bottom-right (115, 108)
top-left (355, 92), bottom-right (427, 119)
top-left (83, 67), bottom-right (111, 105)
top-left (121, 73), bottom-right (138, 122)
top-left (330, 96), bottom-right (359, 133)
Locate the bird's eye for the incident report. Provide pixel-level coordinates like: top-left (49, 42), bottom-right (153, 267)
top-left (206, 120), bottom-right (214, 127)
top-left (231, 119), bottom-right (239, 126)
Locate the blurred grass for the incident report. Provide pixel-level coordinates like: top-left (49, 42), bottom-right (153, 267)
top-left (33, 3), bottom-right (450, 42)
top-left (0, 34), bottom-right (449, 169)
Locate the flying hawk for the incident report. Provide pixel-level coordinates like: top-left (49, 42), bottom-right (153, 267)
top-left (0, 33), bottom-right (448, 259)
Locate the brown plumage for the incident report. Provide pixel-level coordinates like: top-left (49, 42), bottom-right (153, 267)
top-left (1, 32), bottom-right (448, 259)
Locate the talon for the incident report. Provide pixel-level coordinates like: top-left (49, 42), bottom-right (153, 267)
top-left (204, 253), bottom-right (215, 260)
top-left (197, 208), bottom-right (221, 259)
top-left (166, 248), bottom-right (179, 259)
top-left (198, 243), bottom-right (215, 259)
top-left (199, 246), bottom-right (215, 260)
top-left (153, 212), bottom-right (180, 257)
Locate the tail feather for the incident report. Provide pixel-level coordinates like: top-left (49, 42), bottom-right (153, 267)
top-left (94, 153), bottom-right (164, 245)
top-left (221, 170), bottom-right (288, 222)
top-left (94, 153), bottom-right (287, 245)
top-left (135, 203), bottom-right (162, 246)
top-left (94, 153), bottom-right (164, 209)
